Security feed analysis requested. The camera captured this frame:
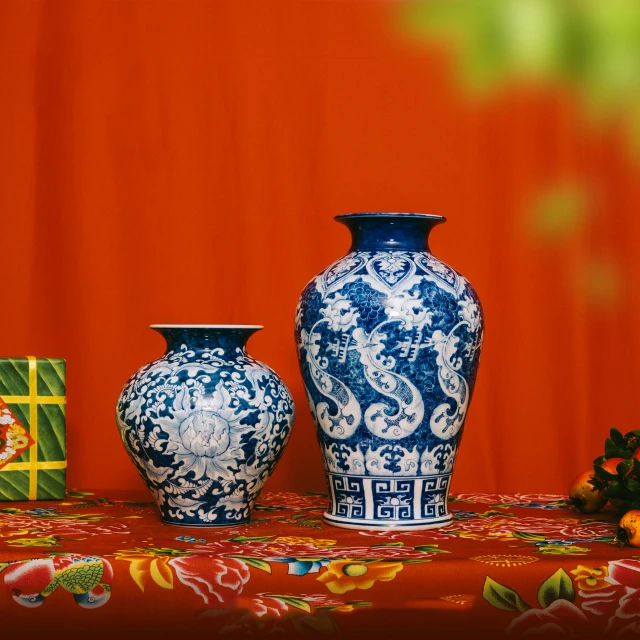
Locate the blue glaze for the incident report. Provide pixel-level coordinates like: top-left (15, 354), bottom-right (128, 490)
top-left (116, 326), bottom-right (295, 526)
top-left (336, 212), bottom-right (445, 252)
top-left (156, 326), bottom-right (262, 352)
top-left (295, 213), bottom-right (483, 530)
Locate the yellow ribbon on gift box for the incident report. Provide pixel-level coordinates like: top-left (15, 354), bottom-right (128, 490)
top-left (2, 357), bottom-right (67, 499)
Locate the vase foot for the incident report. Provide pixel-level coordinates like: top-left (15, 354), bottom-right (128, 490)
top-left (322, 512), bottom-right (453, 531)
top-left (324, 472), bottom-right (452, 530)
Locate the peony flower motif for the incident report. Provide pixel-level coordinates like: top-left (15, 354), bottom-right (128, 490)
top-left (606, 558), bottom-right (640, 590)
top-left (579, 586), bottom-right (623, 616)
top-left (506, 599), bottom-right (589, 637)
top-left (153, 383), bottom-right (252, 482)
top-left (576, 559), bottom-right (640, 621)
top-left (317, 559), bottom-right (403, 594)
top-left (570, 565), bottom-right (610, 591)
top-left (320, 294), bottom-right (359, 332)
top-left (236, 595), bottom-right (290, 618)
top-left (170, 555), bottom-right (250, 606)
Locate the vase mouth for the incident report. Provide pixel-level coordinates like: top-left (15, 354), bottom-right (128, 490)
top-left (334, 212), bottom-right (446, 222)
top-left (150, 324), bottom-right (264, 330)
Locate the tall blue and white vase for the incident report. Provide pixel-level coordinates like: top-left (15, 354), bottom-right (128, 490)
top-left (295, 213), bottom-right (484, 530)
top-left (116, 325), bottom-right (295, 526)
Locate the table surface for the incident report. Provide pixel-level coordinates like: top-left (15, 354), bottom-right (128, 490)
top-left (1, 490), bottom-right (638, 637)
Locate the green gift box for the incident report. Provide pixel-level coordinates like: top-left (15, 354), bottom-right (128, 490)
top-left (0, 357), bottom-right (66, 501)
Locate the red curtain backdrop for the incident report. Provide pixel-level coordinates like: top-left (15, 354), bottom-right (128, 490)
top-left (1, 1), bottom-right (639, 496)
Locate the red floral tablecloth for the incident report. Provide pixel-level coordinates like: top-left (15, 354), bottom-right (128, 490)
top-left (1, 490), bottom-right (638, 637)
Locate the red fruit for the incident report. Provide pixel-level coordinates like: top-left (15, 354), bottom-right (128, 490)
top-left (569, 470), bottom-right (607, 514)
top-left (601, 458), bottom-right (626, 474)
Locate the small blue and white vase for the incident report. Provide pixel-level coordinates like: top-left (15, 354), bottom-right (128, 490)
top-left (295, 213), bottom-right (484, 530)
top-left (116, 325), bottom-right (295, 526)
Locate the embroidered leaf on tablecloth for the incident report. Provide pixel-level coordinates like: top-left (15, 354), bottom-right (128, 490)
top-left (512, 532), bottom-right (545, 542)
top-left (537, 568), bottom-right (575, 608)
top-left (483, 576), bottom-right (531, 613)
top-left (226, 556), bottom-right (272, 574)
top-left (413, 545), bottom-right (451, 554)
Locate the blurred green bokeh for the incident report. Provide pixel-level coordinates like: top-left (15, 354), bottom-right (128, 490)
top-left (404, 0), bottom-right (640, 129)
top-left (530, 184), bottom-right (590, 241)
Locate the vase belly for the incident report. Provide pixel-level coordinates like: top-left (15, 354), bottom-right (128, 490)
top-left (295, 214), bottom-right (484, 531)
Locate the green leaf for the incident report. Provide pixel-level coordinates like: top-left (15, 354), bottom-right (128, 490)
top-left (413, 544), bottom-right (451, 554)
top-left (611, 428), bottom-right (625, 446)
top-left (227, 536), bottom-right (274, 543)
top-left (625, 479), bottom-right (640, 493)
top-left (371, 542), bottom-right (405, 547)
top-left (605, 438), bottom-right (620, 459)
top-left (268, 595), bottom-right (312, 613)
top-left (618, 460), bottom-right (634, 476)
top-left (225, 556), bottom-right (272, 573)
top-left (537, 569), bottom-right (575, 608)
top-left (594, 464), bottom-right (617, 482)
top-left (483, 576), bottom-right (531, 613)
top-left (512, 531), bottom-right (546, 542)
top-left (633, 459), bottom-right (640, 475)
top-left (402, 559), bottom-right (432, 564)
top-left (594, 455), bottom-right (606, 466)
top-left (605, 481), bottom-right (622, 498)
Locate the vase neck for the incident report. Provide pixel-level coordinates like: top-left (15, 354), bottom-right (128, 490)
top-left (336, 213), bottom-right (446, 252)
top-left (151, 325), bottom-right (262, 354)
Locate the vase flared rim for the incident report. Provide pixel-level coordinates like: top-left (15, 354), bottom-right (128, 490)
top-left (334, 212), bottom-right (446, 222)
top-left (150, 324), bottom-right (264, 330)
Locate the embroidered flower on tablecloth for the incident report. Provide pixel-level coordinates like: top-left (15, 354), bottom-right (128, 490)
top-left (506, 599), bottom-right (589, 637)
top-left (571, 565), bottom-right (609, 591)
top-left (317, 559), bottom-right (403, 594)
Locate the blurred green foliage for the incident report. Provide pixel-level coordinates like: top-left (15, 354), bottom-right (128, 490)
top-left (404, 0), bottom-right (640, 127)
top-left (530, 184), bottom-right (590, 241)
